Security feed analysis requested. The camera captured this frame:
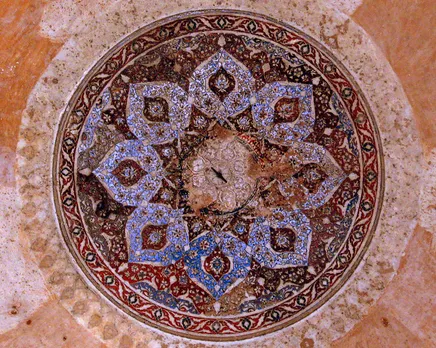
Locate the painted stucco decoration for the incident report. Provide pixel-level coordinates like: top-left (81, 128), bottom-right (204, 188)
top-left (52, 10), bottom-right (384, 341)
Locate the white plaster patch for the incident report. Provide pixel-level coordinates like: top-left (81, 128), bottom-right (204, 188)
top-left (0, 187), bottom-right (48, 333)
top-left (325, 0), bottom-right (363, 15)
top-left (0, 147), bottom-right (15, 186)
top-left (419, 149), bottom-right (436, 234)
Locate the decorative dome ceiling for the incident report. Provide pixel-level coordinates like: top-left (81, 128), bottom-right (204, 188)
top-left (5, 1), bottom-right (432, 346)
top-left (53, 10), bottom-right (383, 340)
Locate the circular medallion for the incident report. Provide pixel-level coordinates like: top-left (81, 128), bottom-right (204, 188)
top-left (53, 10), bottom-right (384, 341)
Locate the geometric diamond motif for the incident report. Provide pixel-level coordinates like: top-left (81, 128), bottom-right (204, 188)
top-left (278, 142), bottom-right (346, 209)
top-left (184, 231), bottom-right (251, 299)
top-left (127, 204), bottom-right (189, 266)
top-left (112, 159), bottom-right (147, 187)
top-left (93, 140), bottom-right (163, 206)
top-left (252, 82), bottom-right (314, 143)
top-left (189, 49), bottom-right (255, 121)
top-left (248, 208), bottom-right (312, 268)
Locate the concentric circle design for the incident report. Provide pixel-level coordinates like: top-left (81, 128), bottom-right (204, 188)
top-left (53, 10), bottom-right (384, 341)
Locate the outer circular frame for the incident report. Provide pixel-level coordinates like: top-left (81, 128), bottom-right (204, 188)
top-left (52, 9), bottom-right (384, 341)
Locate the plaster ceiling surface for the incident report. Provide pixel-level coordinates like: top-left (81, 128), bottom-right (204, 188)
top-left (0, 0), bottom-right (434, 347)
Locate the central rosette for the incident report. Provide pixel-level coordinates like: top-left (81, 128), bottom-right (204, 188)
top-left (182, 126), bottom-right (257, 214)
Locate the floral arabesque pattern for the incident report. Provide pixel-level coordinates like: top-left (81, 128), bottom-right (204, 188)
top-left (93, 50), bottom-right (345, 300)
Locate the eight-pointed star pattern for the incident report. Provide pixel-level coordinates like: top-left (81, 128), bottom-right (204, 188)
top-left (92, 50), bottom-right (345, 300)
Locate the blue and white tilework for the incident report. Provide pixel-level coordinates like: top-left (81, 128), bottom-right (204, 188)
top-left (184, 230), bottom-right (251, 299)
top-left (247, 209), bottom-right (312, 268)
top-left (279, 141), bottom-right (346, 209)
top-left (127, 82), bottom-right (191, 144)
top-left (189, 49), bottom-right (255, 121)
top-left (127, 204), bottom-right (189, 266)
top-left (252, 81), bottom-right (314, 143)
top-left (93, 140), bottom-right (163, 206)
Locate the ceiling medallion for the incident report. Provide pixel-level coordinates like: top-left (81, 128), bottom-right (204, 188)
top-left (53, 10), bottom-right (384, 341)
